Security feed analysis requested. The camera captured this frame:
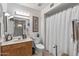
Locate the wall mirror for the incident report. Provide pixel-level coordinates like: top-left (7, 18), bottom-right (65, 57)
top-left (3, 14), bottom-right (30, 41)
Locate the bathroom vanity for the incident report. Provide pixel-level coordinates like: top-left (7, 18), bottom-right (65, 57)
top-left (0, 10), bottom-right (33, 56)
top-left (0, 38), bottom-right (32, 56)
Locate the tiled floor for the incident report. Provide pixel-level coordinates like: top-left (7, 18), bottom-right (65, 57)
top-left (33, 50), bottom-right (53, 56)
top-left (32, 50), bottom-right (69, 56)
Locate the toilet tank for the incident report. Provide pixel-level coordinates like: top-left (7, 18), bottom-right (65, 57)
top-left (34, 38), bottom-right (40, 44)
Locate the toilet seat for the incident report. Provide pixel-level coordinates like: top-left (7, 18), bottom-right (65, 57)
top-left (36, 44), bottom-right (44, 50)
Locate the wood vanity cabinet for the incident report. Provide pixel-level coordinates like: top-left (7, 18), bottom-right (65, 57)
top-left (1, 41), bottom-right (32, 56)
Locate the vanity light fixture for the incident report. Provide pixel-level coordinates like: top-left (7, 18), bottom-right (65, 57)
top-left (4, 12), bottom-right (10, 16)
top-left (17, 24), bottom-right (22, 27)
top-left (15, 11), bottom-right (30, 17)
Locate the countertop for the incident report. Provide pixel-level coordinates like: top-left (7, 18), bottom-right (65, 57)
top-left (1, 38), bottom-right (32, 46)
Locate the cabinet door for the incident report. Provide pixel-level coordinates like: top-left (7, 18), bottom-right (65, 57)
top-left (1, 41), bottom-right (32, 56)
top-left (17, 45), bottom-right (32, 56)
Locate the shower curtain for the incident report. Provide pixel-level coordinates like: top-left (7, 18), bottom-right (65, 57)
top-left (46, 4), bottom-right (79, 56)
top-left (70, 5), bottom-right (79, 56)
top-left (46, 17), bottom-right (50, 50)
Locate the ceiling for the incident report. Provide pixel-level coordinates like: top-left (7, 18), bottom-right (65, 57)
top-left (18, 3), bottom-right (50, 11)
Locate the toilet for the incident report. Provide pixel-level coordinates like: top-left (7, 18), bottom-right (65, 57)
top-left (34, 37), bottom-right (45, 55)
top-left (34, 38), bottom-right (44, 49)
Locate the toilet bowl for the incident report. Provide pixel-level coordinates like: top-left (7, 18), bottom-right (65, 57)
top-left (33, 38), bottom-right (44, 55)
top-left (34, 38), bottom-right (44, 50)
top-left (36, 43), bottom-right (44, 50)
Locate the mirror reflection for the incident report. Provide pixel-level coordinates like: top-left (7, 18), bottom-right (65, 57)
top-left (3, 13), bottom-right (30, 41)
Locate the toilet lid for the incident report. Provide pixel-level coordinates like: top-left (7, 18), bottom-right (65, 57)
top-left (36, 44), bottom-right (44, 49)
